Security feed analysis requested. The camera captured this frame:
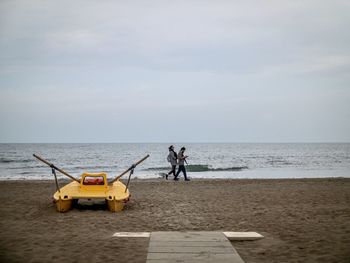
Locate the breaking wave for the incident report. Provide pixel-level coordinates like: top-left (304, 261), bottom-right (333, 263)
top-left (144, 164), bottom-right (248, 172)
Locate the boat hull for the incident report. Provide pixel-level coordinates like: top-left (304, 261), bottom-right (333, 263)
top-left (55, 197), bottom-right (73, 212)
top-left (53, 178), bottom-right (130, 213)
top-left (106, 199), bottom-right (126, 212)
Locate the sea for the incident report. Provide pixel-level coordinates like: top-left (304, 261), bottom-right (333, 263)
top-left (0, 143), bottom-right (350, 180)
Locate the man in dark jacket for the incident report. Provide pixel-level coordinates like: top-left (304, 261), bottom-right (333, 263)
top-left (174, 147), bottom-right (190, 181)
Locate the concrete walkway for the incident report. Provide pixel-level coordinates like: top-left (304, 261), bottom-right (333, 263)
top-left (146, 231), bottom-right (245, 263)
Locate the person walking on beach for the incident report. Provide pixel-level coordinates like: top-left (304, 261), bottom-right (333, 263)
top-left (174, 147), bottom-right (190, 181)
top-left (166, 145), bottom-right (177, 180)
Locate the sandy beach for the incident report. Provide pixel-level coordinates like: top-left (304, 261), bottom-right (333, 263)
top-left (0, 178), bottom-right (349, 262)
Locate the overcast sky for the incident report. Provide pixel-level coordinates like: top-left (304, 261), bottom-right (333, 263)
top-left (0, 0), bottom-right (349, 143)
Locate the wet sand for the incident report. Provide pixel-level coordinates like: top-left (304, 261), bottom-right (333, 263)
top-left (0, 178), bottom-right (349, 262)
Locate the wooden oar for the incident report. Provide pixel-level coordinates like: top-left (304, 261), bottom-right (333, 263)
top-left (33, 154), bottom-right (80, 183)
top-left (109, 154), bottom-right (150, 184)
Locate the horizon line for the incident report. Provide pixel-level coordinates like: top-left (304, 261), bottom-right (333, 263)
top-left (1, 141), bottom-right (349, 144)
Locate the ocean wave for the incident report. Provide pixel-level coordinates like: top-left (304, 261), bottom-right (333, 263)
top-left (0, 158), bottom-right (33, 164)
top-left (144, 164), bottom-right (248, 172)
top-left (20, 171), bottom-right (33, 175)
top-left (74, 165), bottom-right (118, 170)
top-left (266, 160), bottom-right (294, 166)
top-left (0, 158), bottom-right (16, 163)
top-left (143, 166), bottom-right (169, 171)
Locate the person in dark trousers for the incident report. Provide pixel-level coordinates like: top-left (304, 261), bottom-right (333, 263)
top-left (166, 145), bottom-right (177, 180)
top-left (174, 147), bottom-right (190, 181)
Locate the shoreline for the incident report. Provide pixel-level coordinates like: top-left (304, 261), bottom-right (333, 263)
top-left (0, 176), bottom-right (349, 182)
top-left (1, 178), bottom-right (349, 262)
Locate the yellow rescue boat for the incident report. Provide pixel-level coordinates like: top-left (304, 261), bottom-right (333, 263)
top-left (33, 154), bottom-right (149, 213)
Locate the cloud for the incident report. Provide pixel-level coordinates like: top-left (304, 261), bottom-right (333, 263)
top-left (1, 0), bottom-right (350, 73)
top-left (0, 0), bottom-right (350, 142)
top-left (45, 30), bottom-right (103, 52)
